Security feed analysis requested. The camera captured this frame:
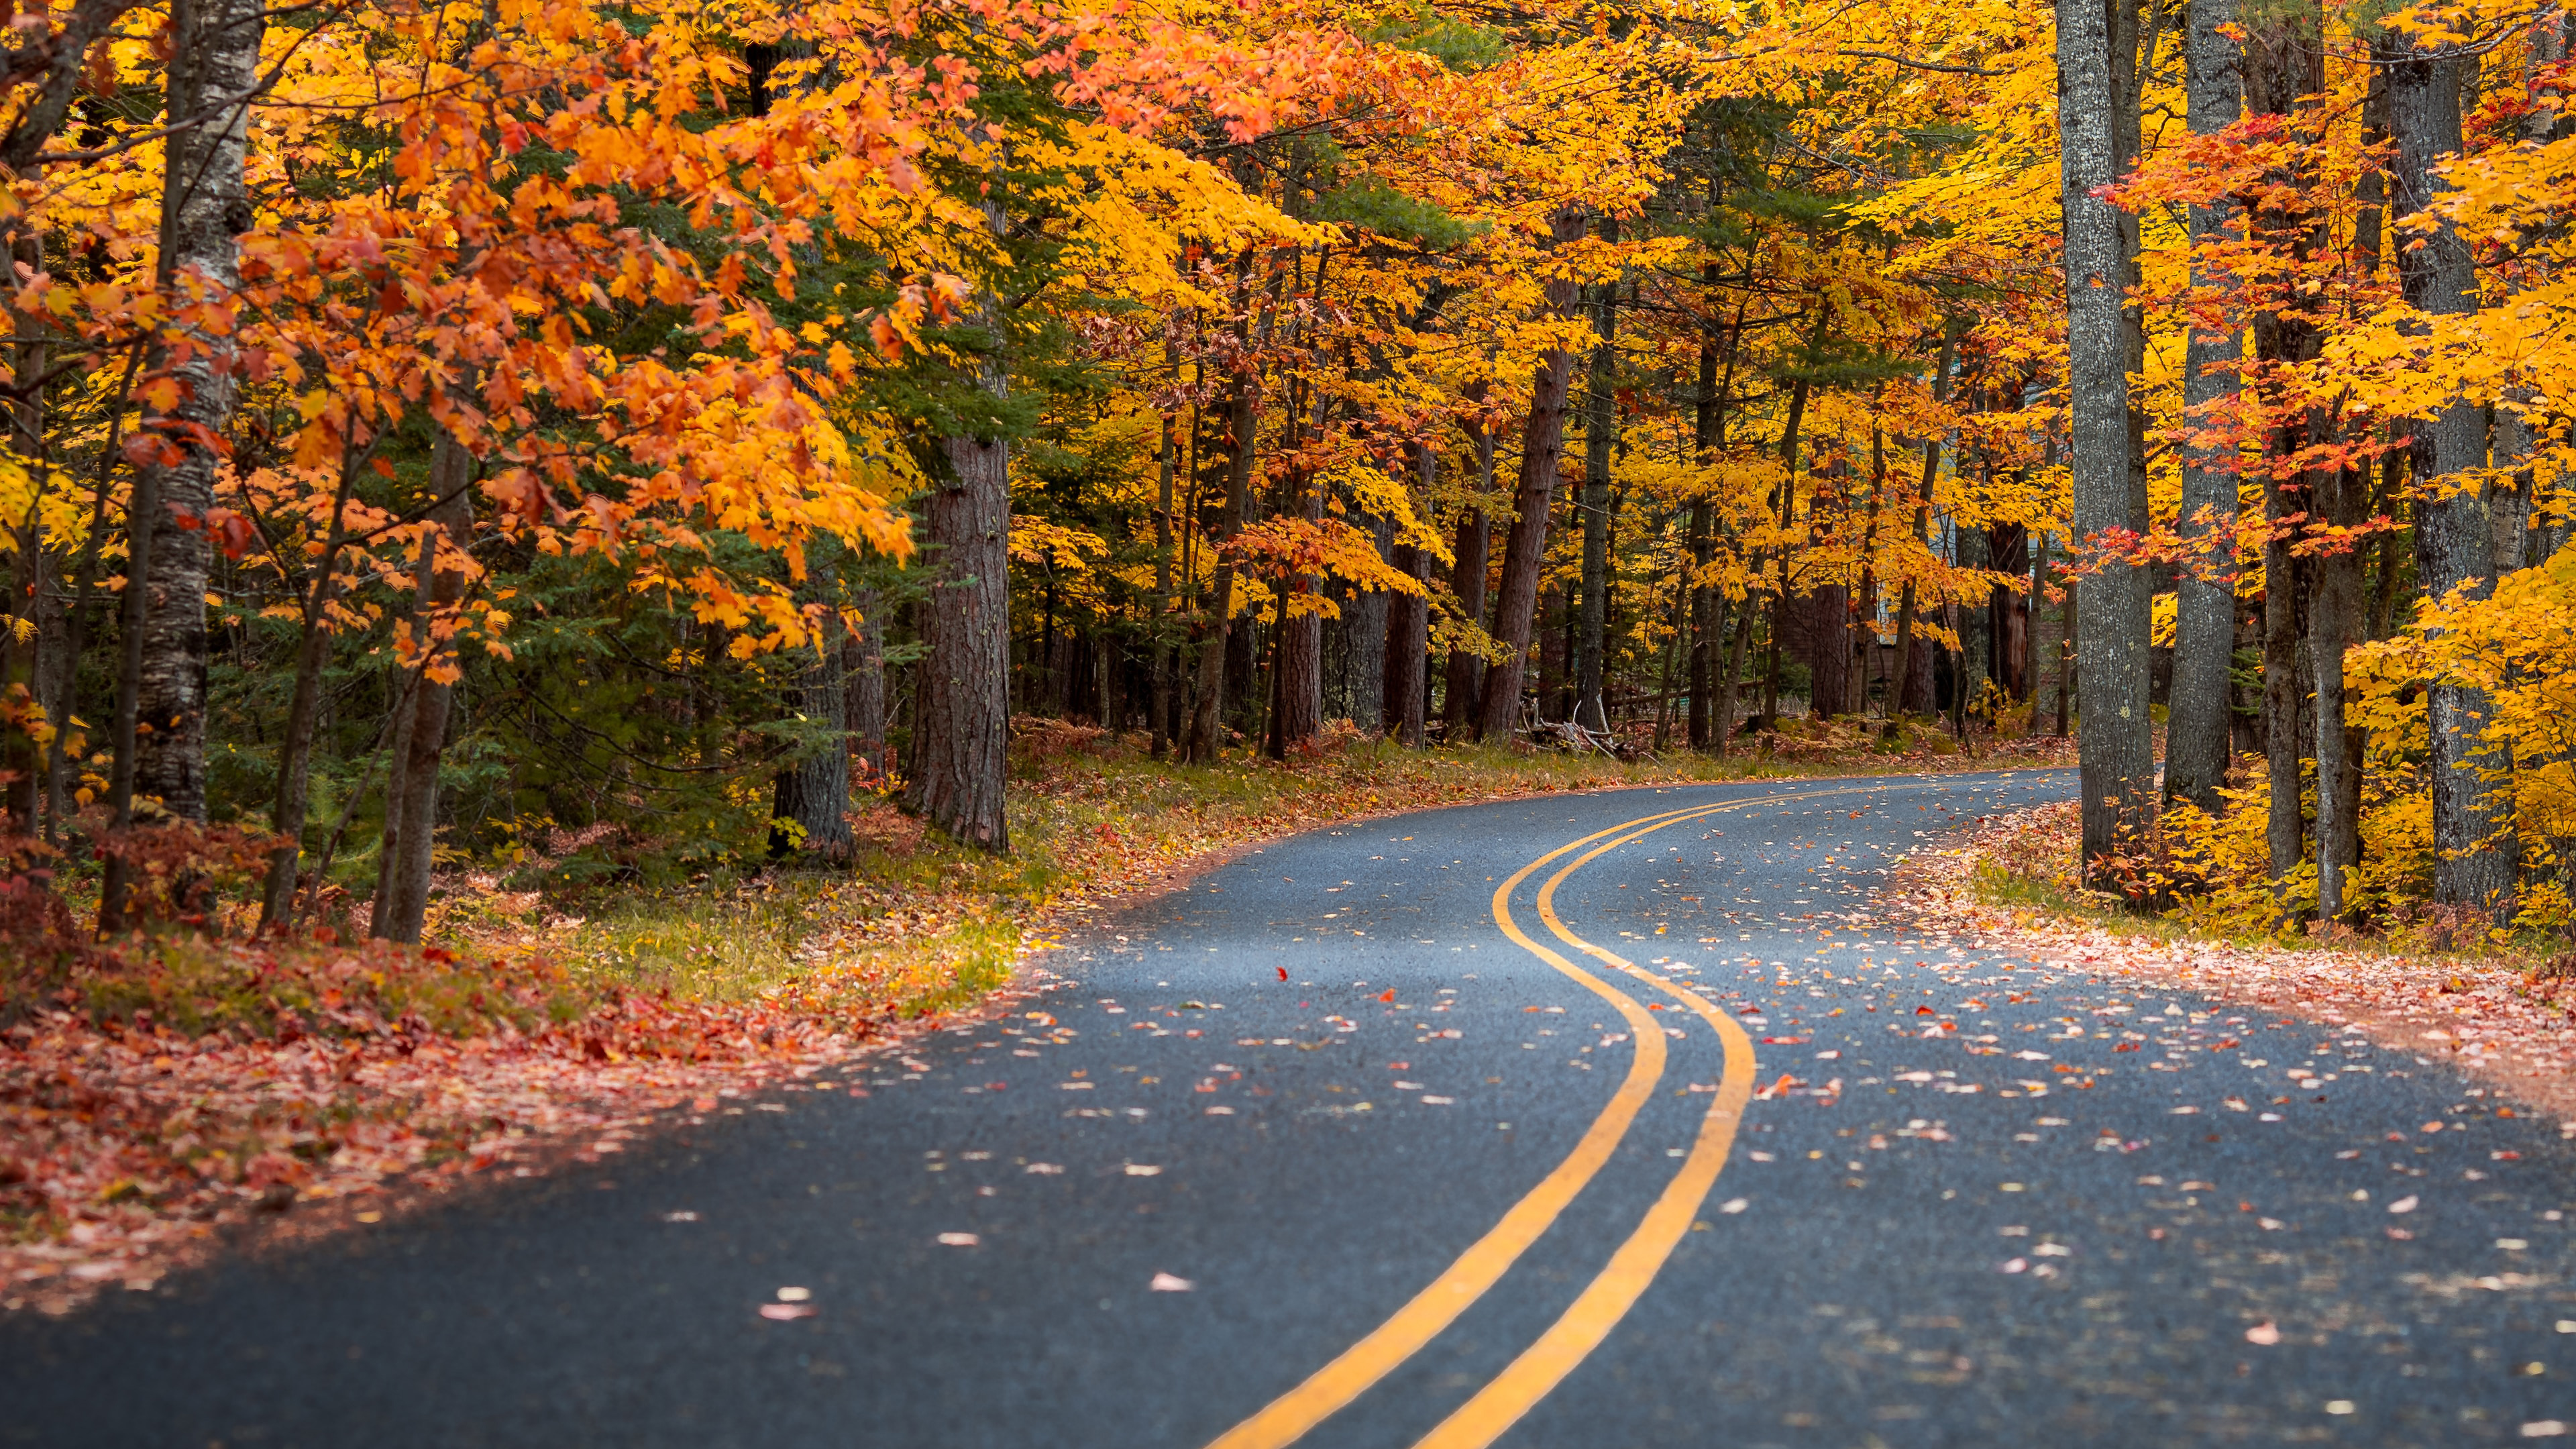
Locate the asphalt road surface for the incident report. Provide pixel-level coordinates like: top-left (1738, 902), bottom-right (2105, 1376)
top-left (11, 769), bottom-right (2576, 1447)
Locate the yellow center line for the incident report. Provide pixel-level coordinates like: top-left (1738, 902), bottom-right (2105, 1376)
top-left (1201, 791), bottom-right (1806, 1449)
top-left (1409, 784), bottom-right (1886, 1449)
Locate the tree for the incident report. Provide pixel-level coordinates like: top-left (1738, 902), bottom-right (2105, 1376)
top-left (2059, 0), bottom-right (2155, 877)
top-left (2386, 23), bottom-right (2516, 912)
top-left (103, 0), bottom-right (263, 929)
top-left (1477, 207), bottom-right (1589, 741)
top-left (2166, 0), bottom-right (2244, 813)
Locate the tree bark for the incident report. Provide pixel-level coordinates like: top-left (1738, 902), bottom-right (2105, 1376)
top-left (376, 461), bottom-right (474, 942)
top-left (1184, 292), bottom-right (1265, 763)
top-left (258, 455), bottom-right (363, 930)
top-left (1150, 407), bottom-right (1177, 757)
top-left (2061, 0), bottom-right (2155, 877)
top-left (1986, 523), bottom-right (2030, 700)
top-left (131, 0), bottom-right (262, 831)
top-left (913, 412), bottom-right (1012, 849)
top-left (1572, 231), bottom-right (1619, 733)
top-left (1384, 444), bottom-right (1434, 747)
top-left (1344, 512), bottom-right (1391, 733)
top-left (2388, 35), bottom-right (2517, 910)
top-left (847, 586), bottom-right (888, 783)
top-left (771, 612), bottom-right (853, 860)
top-left (2311, 460), bottom-right (2367, 922)
top-left (2169, 0), bottom-right (2243, 811)
top-left (1890, 320), bottom-right (1960, 723)
top-left (1477, 207), bottom-right (1590, 741)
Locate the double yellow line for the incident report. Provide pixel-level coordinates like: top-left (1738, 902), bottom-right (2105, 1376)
top-left (1208, 787), bottom-right (1880, 1449)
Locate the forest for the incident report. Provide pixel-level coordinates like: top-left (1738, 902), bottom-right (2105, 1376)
top-left (0, 0), bottom-right (2569, 950)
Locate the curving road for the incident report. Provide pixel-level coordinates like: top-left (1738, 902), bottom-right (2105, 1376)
top-left (9, 769), bottom-right (2576, 1446)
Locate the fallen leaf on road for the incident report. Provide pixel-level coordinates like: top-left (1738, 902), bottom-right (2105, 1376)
top-left (2245, 1322), bottom-right (2282, 1345)
top-left (776, 1287), bottom-right (811, 1301)
top-left (1151, 1273), bottom-right (1194, 1291)
top-left (1719, 1197), bottom-right (1749, 1214)
top-left (938, 1232), bottom-right (979, 1246)
top-left (759, 1303), bottom-right (817, 1321)
top-left (2389, 1196), bottom-right (2420, 1214)
top-left (1026, 1163), bottom-right (1064, 1175)
top-left (1124, 1164), bottom-right (1163, 1176)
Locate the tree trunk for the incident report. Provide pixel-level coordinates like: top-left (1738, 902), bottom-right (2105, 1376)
top-left (847, 586), bottom-right (888, 782)
top-left (1808, 584), bottom-right (1849, 718)
top-left (1572, 234), bottom-right (1619, 733)
top-left (2388, 36), bottom-right (2517, 910)
top-left (771, 613), bottom-right (853, 859)
top-left (376, 466), bottom-right (475, 942)
top-left (1385, 445), bottom-right (1434, 747)
top-left (1477, 207), bottom-right (1590, 741)
top-left (1890, 320), bottom-right (1960, 723)
top-left (1986, 524), bottom-right (2030, 701)
top-left (2263, 473), bottom-right (2308, 888)
top-left (1715, 595), bottom-right (1756, 749)
top-left (1345, 512), bottom-right (1391, 733)
top-left (2311, 460), bottom-right (2367, 922)
top-left (132, 0), bottom-right (262, 832)
top-left (913, 411), bottom-right (1013, 849)
top-left (258, 458), bottom-right (363, 930)
top-left (2167, 0), bottom-right (2244, 810)
top-left (1184, 339), bottom-right (1262, 763)
top-left (914, 174), bottom-right (1014, 849)
top-left (2061, 0), bottom-right (2155, 877)
top-left (100, 0), bottom-right (260, 931)
top-left (1269, 455), bottom-right (1325, 755)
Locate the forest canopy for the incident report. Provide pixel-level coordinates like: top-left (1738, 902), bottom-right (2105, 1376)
top-left (0, 0), bottom-right (2566, 944)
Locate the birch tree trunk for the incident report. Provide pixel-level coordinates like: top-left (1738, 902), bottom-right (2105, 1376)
top-left (2168, 0), bottom-right (2244, 811)
top-left (132, 0), bottom-right (262, 830)
top-left (2061, 0), bottom-right (2155, 876)
top-left (2388, 35), bottom-right (2518, 910)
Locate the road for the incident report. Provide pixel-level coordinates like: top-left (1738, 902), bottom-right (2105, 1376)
top-left (9, 769), bottom-right (2576, 1446)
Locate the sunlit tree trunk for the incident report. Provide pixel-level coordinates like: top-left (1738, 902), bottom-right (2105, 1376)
top-left (133, 0), bottom-right (262, 829)
top-left (2388, 33), bottom-right (2518, 910)
top-left (2061, 0), bottom-right (2155, 878)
